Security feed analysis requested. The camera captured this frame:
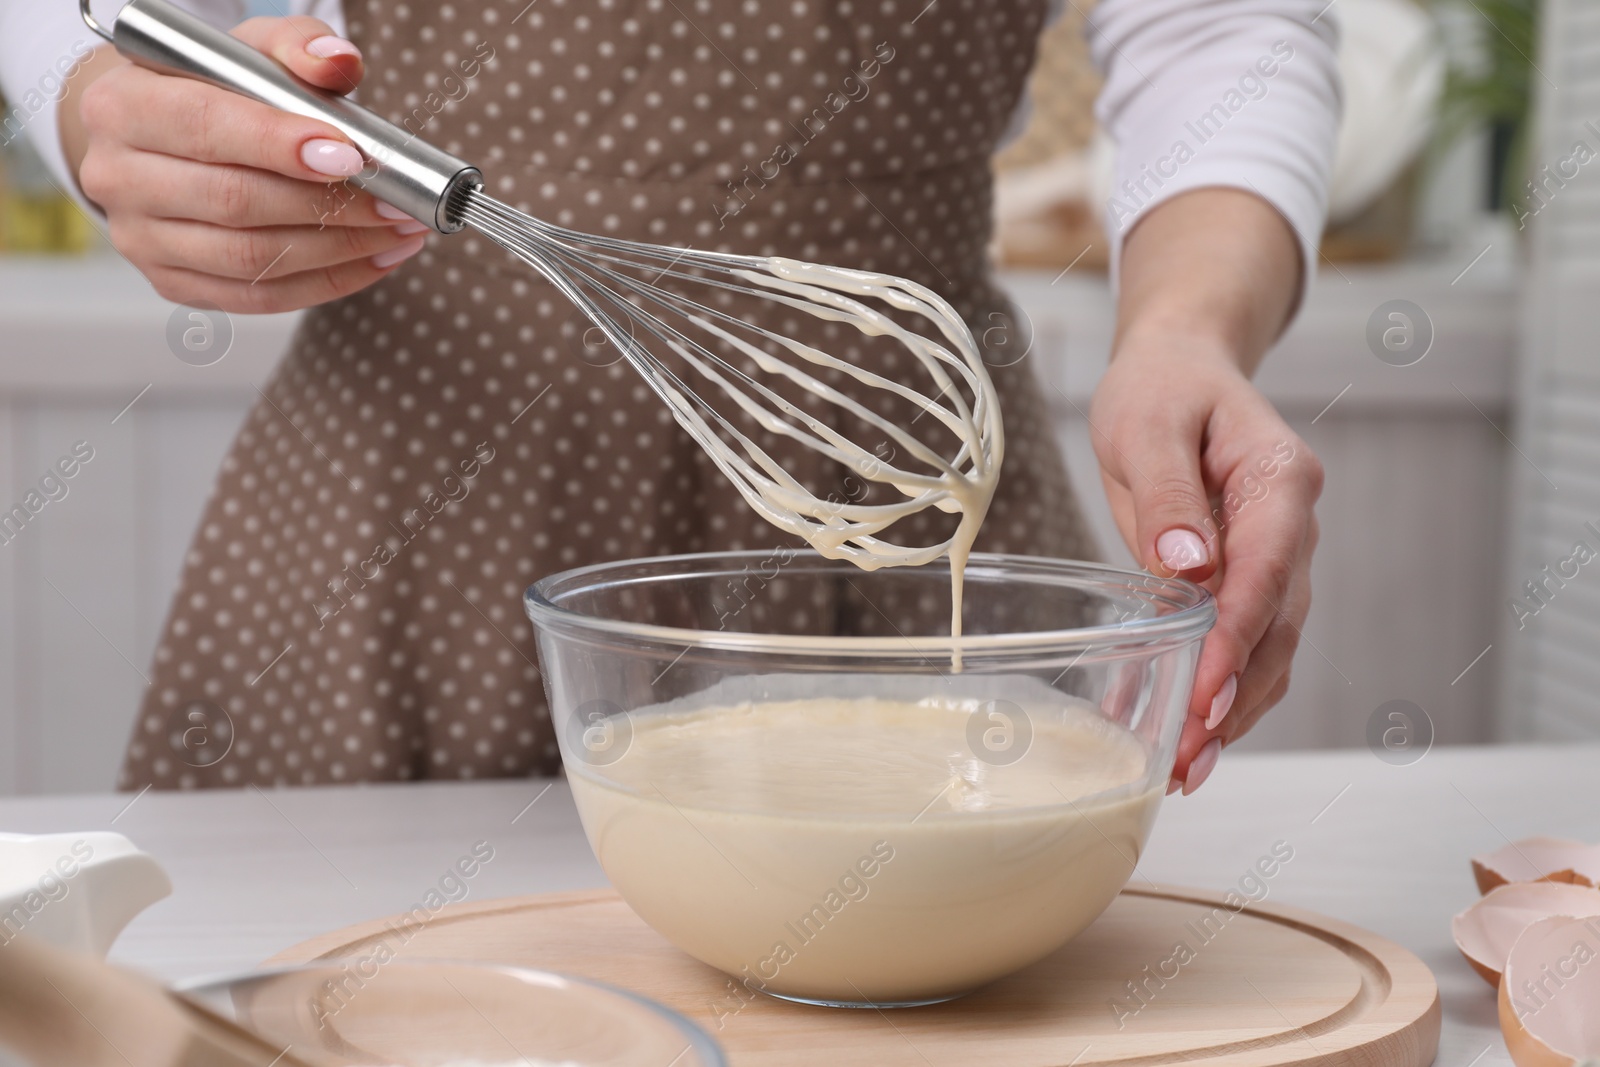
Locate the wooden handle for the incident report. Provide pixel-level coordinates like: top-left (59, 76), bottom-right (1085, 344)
top-left (0, 933), bottom-right (311, 1067)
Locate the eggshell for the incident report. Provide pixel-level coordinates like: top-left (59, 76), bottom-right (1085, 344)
top-left (1452, 883), bottom-right (1600, 986)
top-left (1497, 914), bottom-right (1600, 1067)
top-left (1472, 837), bottom-right (1600, 895)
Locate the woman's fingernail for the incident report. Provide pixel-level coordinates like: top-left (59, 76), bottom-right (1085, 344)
top-left (372, 235), bottom-right (426, 268)
top-left (392, 220), bottom-right (431, 236)
top-left (374, 201), bottom-right (414, 221)
top-left (1166, 778), bottom-right (1182, 796)
top-left (1183, 737), bottom-right (1222, 796)
top-left (306, 35), bottom-right (362, 60)
top-left (1157, 528), bottom-right (1208, 572)
top-left (1206, 673), bottom-right (1238, 730)
top-left (302, 139), bottom-right (365, 177)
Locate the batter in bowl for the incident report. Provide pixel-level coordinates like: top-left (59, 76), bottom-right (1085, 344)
top-left (567, 696), bottom-right (1160, 1004)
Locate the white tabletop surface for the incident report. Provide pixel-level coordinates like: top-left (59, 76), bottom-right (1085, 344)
top-left (3, 743), bottom-right (1594, 1065)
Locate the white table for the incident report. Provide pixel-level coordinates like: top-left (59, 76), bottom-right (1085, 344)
top-left (4, 744), bottom-right (1592, 1065)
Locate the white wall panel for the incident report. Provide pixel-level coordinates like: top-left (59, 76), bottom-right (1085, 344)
top-left (1496, 0), bottom-right (1600, 741)
top-left (0, 402), bottom-right (16, 794)
top-left (21, 401), bottom-right (148, 793)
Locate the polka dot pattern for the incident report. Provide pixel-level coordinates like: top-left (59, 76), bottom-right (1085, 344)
top-left (119, 0), bottom-right (1093, 790)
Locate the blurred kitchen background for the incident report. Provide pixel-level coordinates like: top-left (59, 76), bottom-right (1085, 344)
top-left (0, 0), bottom-right (1591, 794)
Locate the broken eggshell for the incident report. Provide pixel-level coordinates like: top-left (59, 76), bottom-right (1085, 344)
top-left (1497, 914), bottom-right (1600, 1067)
top-left (1452, 882), bottom-right (1600, 986)
top-left (1473, 837), bottom-right (1600, 895)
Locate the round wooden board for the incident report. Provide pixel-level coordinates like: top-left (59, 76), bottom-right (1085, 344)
top-left (274, 885), bottom-right (1440, 1067)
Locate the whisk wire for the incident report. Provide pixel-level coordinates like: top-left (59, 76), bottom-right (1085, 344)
top-left (453, 185), bottom-right (1003, 565)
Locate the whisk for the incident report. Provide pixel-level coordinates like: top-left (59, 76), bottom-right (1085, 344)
top-left (87, 0), bottom-right (1003, 569)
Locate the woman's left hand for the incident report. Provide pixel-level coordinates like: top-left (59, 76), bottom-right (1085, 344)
top-left (1085, 188), bottom-right (1324, 795)
top-left (1090, 331), bottom-right (1322, 794)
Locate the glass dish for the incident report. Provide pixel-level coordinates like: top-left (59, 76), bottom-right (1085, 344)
top-left (177, 961), bottom-right (726, 1067)
top-left (525, 551), bottom-right (1215, 1007)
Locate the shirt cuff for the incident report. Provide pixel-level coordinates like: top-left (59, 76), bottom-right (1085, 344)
top-left (0, 6), bottom-right (107, 220)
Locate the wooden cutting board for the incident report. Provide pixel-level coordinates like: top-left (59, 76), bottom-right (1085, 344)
top-left (274, 885), bottom-right (1440, 1067)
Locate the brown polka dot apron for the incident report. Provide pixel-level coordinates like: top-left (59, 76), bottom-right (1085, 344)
top-left (120, 0), bottom-right (1095, 789)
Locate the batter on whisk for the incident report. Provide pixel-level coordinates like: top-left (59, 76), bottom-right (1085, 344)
top-left (443, 204), bottom-right (1005, 651)
top-left (16, 0), bottom-right (1335, 793)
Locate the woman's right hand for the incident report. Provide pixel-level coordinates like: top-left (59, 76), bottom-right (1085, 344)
top-left (65, 16), bottom-right (427, 314)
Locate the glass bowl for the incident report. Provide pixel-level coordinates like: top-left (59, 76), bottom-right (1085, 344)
top-left (176, 961), bottom-right (727, 1067)
top-left (524, 551), bottom-right (1214, 1007)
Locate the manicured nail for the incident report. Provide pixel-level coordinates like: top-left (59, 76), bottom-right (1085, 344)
top-left (372, 235), bottom-right (426, 268)
top-left (301, 138), bottom-right (365, 177)
top-left (1183, 737), bottom-right (1222, 796)
top-left (1157, 528), bottom-right (1208, 572)
top-left (392, 220), bottom-right (431, 236)
top-left (374, 201), bottom-right (414, 221)
top-left (1206, 673), bottom-right (1238, 731)
top-left (1166, 778), bottom-right (1181, 796)
top-left (306, 35), bottom-right (362, 60)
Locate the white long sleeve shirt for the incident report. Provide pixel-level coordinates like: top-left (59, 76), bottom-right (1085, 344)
top-left (0, 0), bottom-right (1339, 290)
top-left (1085, 0), bottom-right (1340, 286)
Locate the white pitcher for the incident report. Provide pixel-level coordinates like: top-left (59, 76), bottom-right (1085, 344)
top-left (0, 832), bottom-right (170, 957)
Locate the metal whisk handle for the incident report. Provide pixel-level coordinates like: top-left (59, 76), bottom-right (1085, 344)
top-left (83, 0), bottom-right (481, 234)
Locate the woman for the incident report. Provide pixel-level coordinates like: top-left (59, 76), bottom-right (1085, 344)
top-left (4, 0), bottom-right (1334, 792)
